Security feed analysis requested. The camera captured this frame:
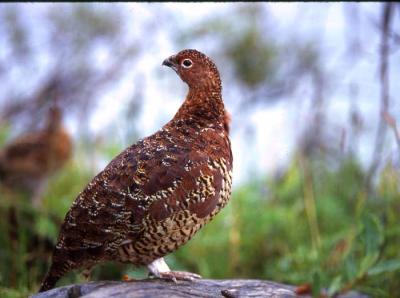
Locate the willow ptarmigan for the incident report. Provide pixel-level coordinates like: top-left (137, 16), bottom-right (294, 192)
top-left (0, 106), bottom-right (72, 206)
top-left (39, 49), bottom-right (233, 292)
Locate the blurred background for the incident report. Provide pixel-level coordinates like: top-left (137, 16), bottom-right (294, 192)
top-left (0, 3), bottom-right (399, 297)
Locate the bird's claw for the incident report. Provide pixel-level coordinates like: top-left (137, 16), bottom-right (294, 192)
top-left (158, 271), bottom-right (202, 282)
top-left (122, 274), bottom-right (137, 282)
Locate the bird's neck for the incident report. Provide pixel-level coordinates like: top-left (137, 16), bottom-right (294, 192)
top-left (171, 87), bottom-right (225, 127)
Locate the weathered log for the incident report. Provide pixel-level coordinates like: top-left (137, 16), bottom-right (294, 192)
top-left (30, 279), bottom-right (368, 298)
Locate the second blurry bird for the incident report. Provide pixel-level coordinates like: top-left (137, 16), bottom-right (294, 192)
top-left (0, 106), bottom-right (72, 207)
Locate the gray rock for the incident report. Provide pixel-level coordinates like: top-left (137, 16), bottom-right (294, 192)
top-left (30, 279), bottom-right (303, 298)
top-left (30, 279), bottom-right (369, 298)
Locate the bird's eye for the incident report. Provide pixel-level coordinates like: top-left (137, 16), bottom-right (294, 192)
top-left (181, 59), bottom-right (193, 68)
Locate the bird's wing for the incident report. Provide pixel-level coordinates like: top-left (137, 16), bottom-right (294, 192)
top-left (104, 129), bottom-right (229, 222)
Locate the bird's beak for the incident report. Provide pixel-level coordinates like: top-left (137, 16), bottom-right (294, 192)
top-left (162, 55), bottom-right (178, 71)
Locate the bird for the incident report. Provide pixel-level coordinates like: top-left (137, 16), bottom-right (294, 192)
top-left (39, 49), bottom-right (233, 292)
top-left (0, 106), bottom-right (72, 207)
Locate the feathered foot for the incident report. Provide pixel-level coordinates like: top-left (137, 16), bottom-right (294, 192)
top-left (156, 270), bottom-right (201, 282)
top-left (82, 266), bottom-right (93, 282)
top-left (147, 257), bottom-right (201, 282)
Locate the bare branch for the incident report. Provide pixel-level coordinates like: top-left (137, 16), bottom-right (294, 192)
top-left (366, 2), bottom-right (394, 188)
top-left (383, 111), bottom-right (400, 152)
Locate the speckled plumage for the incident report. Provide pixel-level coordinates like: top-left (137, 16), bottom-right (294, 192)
top-left (39, 49), bottom-right (233, 292)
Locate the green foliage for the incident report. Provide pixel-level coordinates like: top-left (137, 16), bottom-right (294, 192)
top-left (0, 287), bottom-right (30, 298)
top-left (227, 27), bottom-right (278, 87)
top-left (0, 125), bottom-right (10, 145)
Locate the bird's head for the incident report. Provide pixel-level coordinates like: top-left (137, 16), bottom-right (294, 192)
top-left (162, 49), bottom-right (221, 92)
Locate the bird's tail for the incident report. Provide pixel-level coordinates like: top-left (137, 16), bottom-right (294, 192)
top-left (39, 251), bottom-right (72, 293)
top-left (39, 270), bottom-right (61, 292)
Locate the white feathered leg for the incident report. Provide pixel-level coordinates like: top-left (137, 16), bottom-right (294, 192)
top-left (147, 257), bottom-right (201, 282)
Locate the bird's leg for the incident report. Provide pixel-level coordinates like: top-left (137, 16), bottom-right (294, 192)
top-left (122, 274), bottom-right (135, 282)
top-left (147, 257), bottom-right (201, 282)
top-left (82, 266), bottom-right (92, 282)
